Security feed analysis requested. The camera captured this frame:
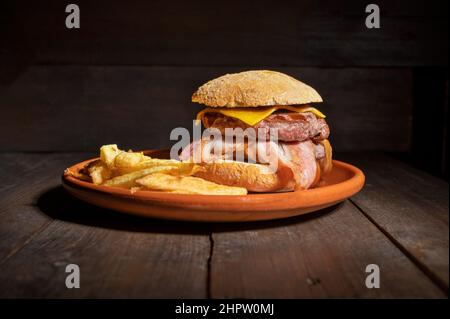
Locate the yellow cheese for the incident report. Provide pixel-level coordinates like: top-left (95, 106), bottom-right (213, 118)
top-left (320, 139), bottom-right (333, 175)
top-left (196, 105), bottom-right (325, 126)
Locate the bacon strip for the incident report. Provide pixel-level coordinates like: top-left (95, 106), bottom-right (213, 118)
top-left (179, 139), bottom-right (320, 189)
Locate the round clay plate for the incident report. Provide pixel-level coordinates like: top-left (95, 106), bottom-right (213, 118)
top-left (62, 149), bottom-right (365, 222)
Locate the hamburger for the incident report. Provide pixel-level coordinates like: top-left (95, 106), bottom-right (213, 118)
top-left (179, 70), bottom-right (332, 192)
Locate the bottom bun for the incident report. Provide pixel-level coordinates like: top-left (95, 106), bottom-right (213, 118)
top-left (195, 160), bottom-right (299, 192)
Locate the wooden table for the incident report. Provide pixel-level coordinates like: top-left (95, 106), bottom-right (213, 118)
top-left (0, 152), bottom-right (448, 298)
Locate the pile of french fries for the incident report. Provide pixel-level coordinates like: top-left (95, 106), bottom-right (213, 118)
top-left (65, 144), bottom-right (247, 195)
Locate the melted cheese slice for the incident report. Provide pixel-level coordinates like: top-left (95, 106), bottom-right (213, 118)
top-left (196, 105), bottom-right (325, 126)
top-left (320, 139), bottom-right (333, 175)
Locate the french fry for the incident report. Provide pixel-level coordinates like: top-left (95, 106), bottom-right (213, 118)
top-left (114, 158), bottom-right (182, 175)
top-left (136, 173), bottom-right (248, 195)
top-left (101, 162), bottom-right (201, 188)
top-left (100, 144), bottom-right (122, 168)
top-left (113, 151), bottom-right (150, 169)
top-left (87, 160), bottom-right (113, 184)
top-left (103, 166), bottom-right (178, 188)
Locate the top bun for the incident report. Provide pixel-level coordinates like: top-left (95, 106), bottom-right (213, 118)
top-left (192, 70), bottom-right (322, 108)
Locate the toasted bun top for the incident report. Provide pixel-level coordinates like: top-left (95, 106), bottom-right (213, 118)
top-left (192, 70), bottom-right (323, 108)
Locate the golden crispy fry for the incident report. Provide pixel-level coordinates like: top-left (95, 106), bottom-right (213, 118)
top-left (103, 161), bottom-right (203, 188)
top-left (103, 166), bottom-right (179, 188)
top-left (87, 160), bottom-right (113, 184)
top-left (115, 158), bottom-right (183, 175)
top-left (113, 151), bottom-right (150, 169)
top-left (135, 173), bottom-right (248, 195)
top-left (100, 144), bottom-right (122, 168)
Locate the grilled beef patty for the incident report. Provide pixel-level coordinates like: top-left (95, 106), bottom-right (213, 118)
top-left (203, 112), bottom-right (329, 142)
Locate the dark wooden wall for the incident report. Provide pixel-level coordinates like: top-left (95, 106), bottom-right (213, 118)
top-left (2, 0), bottom-right (448, 66)
top-left (0, 0), bottom-right (448, 176)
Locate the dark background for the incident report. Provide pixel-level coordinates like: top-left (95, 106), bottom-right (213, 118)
top-left (0, 0), bottom-right (448, 179)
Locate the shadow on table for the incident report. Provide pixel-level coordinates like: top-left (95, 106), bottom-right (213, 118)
top-left (37, 186), bottom-right (341, 235)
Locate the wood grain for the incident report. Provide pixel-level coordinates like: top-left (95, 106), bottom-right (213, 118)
top-left (0, 206), bottom-right (211, 298)
top-left (209, 201), bottom-right (445, 298)
top-left (340, 152), bottom-right (449, 290)
top-left (0, 153), bottom-right (85, 263)
top-left (0, 66), bottom-right (412, 152)
top-left (2, 0), bottom-right (448, 66)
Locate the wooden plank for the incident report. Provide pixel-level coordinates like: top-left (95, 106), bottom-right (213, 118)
top-left (0, 214), bottom-right (210, 298)
top-left (339, 152), bottom-right (449, 290)
top-left (0, 66), bottom-right (412, 152)
top-left (0, 153), bottom-right (210, 298)
top-left (0, 153), bottom-right (87, 263)
top-left (2, 0), bottom-right (448, 66)
top-left (209, 201), bottom-right (445, 298)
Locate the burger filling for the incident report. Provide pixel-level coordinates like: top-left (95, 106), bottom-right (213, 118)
top-left (203, 111), bottom-right (329, 142)
top-left (180, 107), bottom-right (332, 190)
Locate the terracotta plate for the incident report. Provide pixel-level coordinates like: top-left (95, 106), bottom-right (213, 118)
top-left (62, 149), bottom-right (365, 222)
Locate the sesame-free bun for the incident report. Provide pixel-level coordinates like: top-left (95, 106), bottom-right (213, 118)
top-left (192, 70), bottom-right (323, 107)
top-left (194, 159), bottom-right (324, 192)
top-left (195, 160), bottom-right (296, 192)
